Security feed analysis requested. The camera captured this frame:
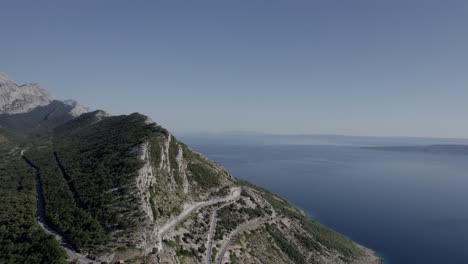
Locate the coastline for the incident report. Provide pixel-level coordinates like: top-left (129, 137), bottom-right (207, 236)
top-left (356, 243), bottom-right (384, 264)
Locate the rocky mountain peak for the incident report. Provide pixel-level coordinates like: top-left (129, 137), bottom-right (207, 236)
top-left (0, 71), bottom-right (89, 117)
top-left (0, 71), bottom-right (16, 85)
top-left (0, 72), bottom-right (53, 114)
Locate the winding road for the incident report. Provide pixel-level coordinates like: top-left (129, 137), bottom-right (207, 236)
top-left (204, 200), bottom-right (237, 264)
top-left (22, 149), bottom-right (250, 264)
top-left (157, 187), bottom-right (242, 251)
top-left (215, 218), bottom-right (269, 264)
top-left (21, 150), bottom-right (95, 264)
top-left (205, 210), bottom-right (217, 264)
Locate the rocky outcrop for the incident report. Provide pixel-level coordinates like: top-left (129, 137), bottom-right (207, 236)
top-left (63, 99), bottom-right (90, 117)
top-left (134, 142), bottom-right (156, 222)
top-left (91, 110), bottom-right (111, 124)
top-left (160, 133), bottom-right (177, 192)
top-left (176, 145), bottom-right (189, 194)
top-left (131, 142), bottom-right (160, 256)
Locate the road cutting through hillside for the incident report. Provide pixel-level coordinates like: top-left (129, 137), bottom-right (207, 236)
top-left (215, 217), bottom-right (269, 264)
top-left (157, 187), bottom-right (242, 251)
top-left (204, 200), bottom-right (237, 264)
top-left (21, 150), bottom-right (97, 264)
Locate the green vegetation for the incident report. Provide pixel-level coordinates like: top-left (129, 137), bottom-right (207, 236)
top-left (168, 135), bottom-right (181, 184)
top-left (197, 244), bottom-right (206, 254)
top-left (238, 179), bottom-right (363, 258)
top-left (187, 162), bottom-right (220, 188)
top-left (295, 233), bottom-right (323, 253)
top-left (0, 130), bottom-right (13, 154)
top-left (24, 112), bottom-right (160, 252)
top-left (0, 156), bottom-right (66, 263)
top-left (181, 144), bottom-right (224, 189)
top-left (0, 109), bottom-right (367, 262)
top-left (163, 239), bottom-right (177, 248)
top-left (27, 151), bottom-right (107, 252)
top-left (214, 186), bottom-right (230, 197)
top-left (266, 224), bottom-right (306, 264)
top-left (300, 218), bottom-right (363, 258)
top-left (238, 206), bottom-right (262, 219)
top-left (230, 250), bottom-right (240, 264)
top-left (53, 113), bottom-right (158, 244)
top-left (148, 135), bottom-right (184, 219)
top-left (211, 247), bottom-right (217, 262)
top-left (215, 205), bottom-right (242, 239)
top-left (215, 204), bottom-right (261, 240)
top-left (259, 187), bottom-right (362, 258)
top-left (148, 136), bottom-right (162, 171)
top-left (0, 101), bottom-right (75, 133)
top-left (166, 237), bottom-right (200, 261)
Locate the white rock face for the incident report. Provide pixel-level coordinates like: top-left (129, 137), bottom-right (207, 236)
top-left (144, 116), bottom-right (155, 125)
top-left (158, 133), bottom-right (178, 192)
top-left (132, 142), bottom-right (160, 255)
top-left (63, 99), bottom-right (91, 117)
top-left (91, 110), bottom-right (111, 123)
top-left (0, 72), bottom-right (53, 114)
top-left (134, 142), bottom-right (156, 222)
top-left (0, 72), bottom-right (14, 84)
top-left (176, 145), bottom-right (189, 194)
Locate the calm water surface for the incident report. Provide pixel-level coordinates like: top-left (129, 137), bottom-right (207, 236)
top-left (191, 144), bottom-right (468, 264)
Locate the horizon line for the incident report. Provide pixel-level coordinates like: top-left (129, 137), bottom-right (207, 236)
top-left (176, 130), bottom-right (468, 141)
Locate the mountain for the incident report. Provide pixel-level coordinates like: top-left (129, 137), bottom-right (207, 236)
top-left (0, 72), bottom-right (89, 131)
top-left (0, 72), bottom-right (53, 114)
top-left (0, 72), bottom-right (382, 264)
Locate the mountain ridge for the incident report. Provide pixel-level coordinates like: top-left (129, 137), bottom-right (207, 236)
top-left (0, 72), bottom-right (383, 264)
top-left (0, 71), bottom-right (89, 117)
top-left (0, 72), bottom-right (91, 132)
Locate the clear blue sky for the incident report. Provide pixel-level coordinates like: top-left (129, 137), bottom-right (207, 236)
top-left (1, 0), bottom-right (467, 138)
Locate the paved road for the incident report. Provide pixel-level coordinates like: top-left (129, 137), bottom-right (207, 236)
top-left (23, 149), bottom-right (244, 264)
top-left (205, 210), bottom-right (217, 264)
top-left (215, 218), bottom-right (267, 264)
top-left (22, 151), bottom-right (95, 264)
top-left (158, 187), bottom-right (241, 251)
top-left (204, 200), bottom-right (237, 264)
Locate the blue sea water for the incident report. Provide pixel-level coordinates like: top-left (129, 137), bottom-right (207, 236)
top-left (189, 143), bottom-right (468, 264)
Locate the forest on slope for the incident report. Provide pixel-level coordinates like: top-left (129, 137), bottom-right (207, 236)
top-left (0, 111), bottom-right (381, 263)
top-left (0, 138), bottom-right (66, 263)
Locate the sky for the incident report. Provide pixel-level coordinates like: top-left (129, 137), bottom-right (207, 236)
top-left (1, 0), bottom-right (467, 138)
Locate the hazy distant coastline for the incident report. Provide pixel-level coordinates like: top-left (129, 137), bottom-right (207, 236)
top-left (364, 145), bottom-right (468, 155)
top-left (180, 132), bottom-right (468, 147)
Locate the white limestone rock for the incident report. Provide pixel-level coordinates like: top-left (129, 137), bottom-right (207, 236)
top-left (63, 99), bottom-right (91, 117)
top-left (0, 71), bottom-right (91, 117)
top-left (0, 72), bottom-right (53, 114)
top-left (133, 142), bottom-right (156, 222)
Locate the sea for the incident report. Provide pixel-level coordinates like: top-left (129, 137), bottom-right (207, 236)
top-left (181, 135), bottom-right (468, 264)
